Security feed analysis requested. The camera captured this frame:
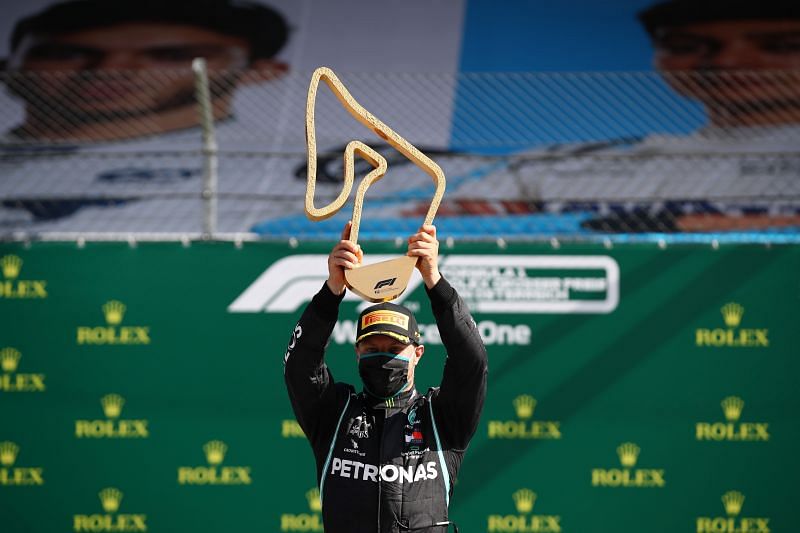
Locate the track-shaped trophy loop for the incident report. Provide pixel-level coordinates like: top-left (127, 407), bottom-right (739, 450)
top-left (304, 66), bottom-right (446, 246)
top-left (303, 67), bottom-right (447, 302)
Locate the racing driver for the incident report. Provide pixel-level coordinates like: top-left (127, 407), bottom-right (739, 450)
top-left (284, 222), bottom-right (488, 532)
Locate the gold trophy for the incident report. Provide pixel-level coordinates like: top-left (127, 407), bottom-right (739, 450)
top-left (304, 67), bottom-right (446, 302)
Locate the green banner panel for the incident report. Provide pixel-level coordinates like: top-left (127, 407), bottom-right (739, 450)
top-left (1, 241), bottom-right (797, 532)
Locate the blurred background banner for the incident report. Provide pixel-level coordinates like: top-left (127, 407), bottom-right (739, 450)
top-left (1, 241), bottom-right (798, 531)
top-left (0, 0), bottom-right (797, 241)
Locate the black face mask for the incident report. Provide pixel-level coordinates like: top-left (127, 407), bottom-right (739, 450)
top-left (358, 352), bottom-right (411, 399)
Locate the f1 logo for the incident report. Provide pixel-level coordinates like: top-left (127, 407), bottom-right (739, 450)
top-left (374, 278), bottom-right (397, 290)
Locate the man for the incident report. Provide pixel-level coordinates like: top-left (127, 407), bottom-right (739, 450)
top-left (427, 0), bottom-right (800, 237)
top-left (3, 0), bottom-right (289, 141)
top-left (284, 223), bottom-right (488, 533)
top-left (0, 0), bottom-right (291, 233)
top-left (600, 0), bottom-right (800, 232)
top-left (640, 0), bottom-right (800, 130)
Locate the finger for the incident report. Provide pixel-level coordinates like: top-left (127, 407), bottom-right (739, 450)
top-left (341, 220), bottom-right (352, 241)
top-left (333, 259), bottom-right (359, 270)
top-left (408, 239), bottom-right (433, 250)
top-left (407, 246), bottom-right (434, 257)
top-left (333, 250), bottom-right (360, 264)
top-left (332, 255), bottom-right (360, 269)
top-left (336, 240), bottom-right (361, 254)
top-left (334, 249), bottom-right (359, 261)
top-left (408, 232), bottom-right (434, 244)
top-left (420, 224), bottom-right (436, 238)
top-left (409, 237), bottom-right (437, 248)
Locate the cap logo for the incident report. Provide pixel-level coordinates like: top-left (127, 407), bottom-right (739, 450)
top-left (361, 310), bottom-right (409, 330)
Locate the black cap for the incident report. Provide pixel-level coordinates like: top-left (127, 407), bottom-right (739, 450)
top-left (639, 0), bottom-right (799, 37)
top-left (356, 302), bottom-right (420, 346)
top-left (10, 0), bottom-right (290, 60)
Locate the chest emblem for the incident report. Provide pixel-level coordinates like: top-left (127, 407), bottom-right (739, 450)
top-left (404, 407), bottom-right (425, 451)
top-left (347, 414), bottom-right (372, 439)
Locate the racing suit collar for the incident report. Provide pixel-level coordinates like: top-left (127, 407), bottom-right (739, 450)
top-left (363, 385), bottom-right (418, 411)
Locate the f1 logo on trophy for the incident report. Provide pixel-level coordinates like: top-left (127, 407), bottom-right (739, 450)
top-left (304, 67), bottom-right (446, 302)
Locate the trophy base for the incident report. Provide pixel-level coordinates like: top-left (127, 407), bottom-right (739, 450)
top-left (345, 256), bottom-right (418, 302)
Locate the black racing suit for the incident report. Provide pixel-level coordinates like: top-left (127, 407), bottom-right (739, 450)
top-left (284, 277), bottom-right (488, 533)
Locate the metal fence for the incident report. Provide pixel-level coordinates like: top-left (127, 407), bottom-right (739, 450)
top-left (1, 67), bottom-right (798, 242)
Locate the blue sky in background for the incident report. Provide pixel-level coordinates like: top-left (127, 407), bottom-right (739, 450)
top-left (451, 0), bottom-right (706, 151)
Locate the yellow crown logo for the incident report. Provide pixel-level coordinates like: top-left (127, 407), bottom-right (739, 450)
top-left (722, 491), bottom-right (745, 517)
top-left (721, 396), bottom-right (744, 422)
top-left (513, 395), bottom-right (537, 419)
top-left (203, 440), bottom-right (227, 465)
top-left (617, 442), bottom-right (640, 468)
top-left (512, 488), bottom-right (536, 514)
top-left (1, 347), bottom-right (21, 373)
top-left (0, 441), bottom-right (20, 466)
top-left (99, 487), bottom-right (123, 513)
top-left (1, 255), bottom-right (22, 279)
top-left (720, 302), bottom-right (744, 328)
top-left (306, 487), bottom-right (322, 512)
top-left (101, 394), bottom-right (125, 419)
top-left (102, 300), bottom-right (126, 325)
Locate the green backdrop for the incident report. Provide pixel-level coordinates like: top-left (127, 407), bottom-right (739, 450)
top-left (1, 241), bottom-right (797, 532)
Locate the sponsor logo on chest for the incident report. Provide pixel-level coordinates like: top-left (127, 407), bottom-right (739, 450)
top-left (330, 458), bottom-right (438, 484)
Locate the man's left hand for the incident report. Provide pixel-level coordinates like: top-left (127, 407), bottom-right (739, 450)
top-left (408, 225), bottom-right (441, 289)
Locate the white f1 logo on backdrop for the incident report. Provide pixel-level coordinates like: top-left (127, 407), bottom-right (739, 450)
top-left (228, 255), bottom-right (619, 314)
top-left (227, 255), bottom-right (421, 313)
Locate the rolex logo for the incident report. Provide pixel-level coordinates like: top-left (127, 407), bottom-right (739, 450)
top-left (0, 347), bottom-right (46, 393)
top-left (281, 487), bottom-right (324, 531)
top-left (592, 442), bottom-right (665, 488)
top-left (0, 441), bottom-right (44, 486)
top-left (487, 489), bottom-right (561, 533)
top-left (488, 394), bottom-right (560, 440)
top-left (74, 486), bottom-right (147, 531)
top-left (1, 255), bottom-right (22, 279)
top-left (306, 487), bottom-right (322, 512)
top-left (204, 440), bottom-right (227, 465)
top-left (696, 301), bottom-right (768, 348)
top-left (513, 488), bottom-right (536, 514)
top-left (103, 300), bottom-right (126, 325)
top-left (697, 490), bottom-right (769, 533)
top-left (99, 487), bottom-right (123, 513)
top-left (75, 394), bottom-right (149, 439)
top-left (77, 301), bottom-right (150, 345)
top-left (721, 303), bottom-right (744, 328)
top-left (0, 441), bottom-right (19, 466)
top-left (721, 396), bottom-right (744, 422)
top-left (617, 442), bottom-right (640, 468)
top-left (722, 491), bottom-right (745, 517)
top-left (178, 441), bottom-right (252, 485)
top-left (696, 396), bottom-right (769, 442)
top-left (1, 347), bottom-right (21, 373)
top-left (101, 394), bottom-right (125, 419)
top-left (513, 395), bottom-right (537, 419)
top-left (0, 255), bottom-right (47, 299)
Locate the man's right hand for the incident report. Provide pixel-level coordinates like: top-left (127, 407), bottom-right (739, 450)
top-left (326, 221), bottom-right (362, 295)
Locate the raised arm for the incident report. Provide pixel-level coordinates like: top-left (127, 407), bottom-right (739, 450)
top-left (408, 225), bottom-right (488, 450)
top-left (283, 222), bottom-right (361, 448)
